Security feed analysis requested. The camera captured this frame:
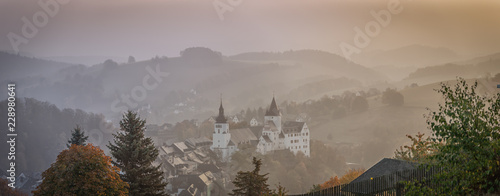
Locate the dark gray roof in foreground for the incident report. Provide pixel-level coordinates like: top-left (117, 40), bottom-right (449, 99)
top-left (350, 158), bottom-right (418, 183)
top-left (342, 158), bottom-right (427, 194)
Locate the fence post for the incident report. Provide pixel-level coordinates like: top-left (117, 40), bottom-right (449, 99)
top-left (396, 182), bottom-right (402, 196)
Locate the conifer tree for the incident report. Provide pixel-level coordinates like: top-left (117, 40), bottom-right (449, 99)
top-left (67, 125), bottom-right (89, 148)
top-left (107, 111), bottom-right (168, 196)
top-left (230, 157), bottom-right (271, 196)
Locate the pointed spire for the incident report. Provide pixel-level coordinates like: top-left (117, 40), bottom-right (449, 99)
top-left (216, 94), bottom-right (227, 123)
top-left (266, 94), bottom-right (281, 116)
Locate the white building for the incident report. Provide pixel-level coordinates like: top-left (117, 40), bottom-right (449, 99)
top-left (256, 97), bottom-right (310, 157)
top-left (230, 116), bottom-right (240, 123)
top-left (210, 100), bottom-right (236, 161)
top-left (249, 117), bottom-right (259, 127)
top-left (211, 97), bottom-right (311, 161)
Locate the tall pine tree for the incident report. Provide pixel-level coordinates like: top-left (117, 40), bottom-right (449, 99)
top-left (230, 157), bottom-right (271, 196)
top-left (107, 111), bottom-right (168, 196)
top-left (67, 125), bottom-right (89, 148)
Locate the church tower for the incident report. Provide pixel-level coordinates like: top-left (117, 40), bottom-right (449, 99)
top-left (264, 96), bottom-right (282, 131)
top-left (211, 98), bottom-right (231, 151)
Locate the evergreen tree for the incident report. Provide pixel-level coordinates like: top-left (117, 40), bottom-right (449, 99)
top-left (107, 111), bottom-right (168, 196)
top-left (230, 157), bottom-right (271, 196)
top-left (67, 125), bottom-right (89, 148)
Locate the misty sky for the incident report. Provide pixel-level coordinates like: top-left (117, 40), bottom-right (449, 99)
top-left (1, 0), bottom-right (499, 60)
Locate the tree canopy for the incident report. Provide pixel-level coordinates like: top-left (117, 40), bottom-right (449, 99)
top-left (66, 125), bottom-right (89, 148)
top-left (107, 111), bottom-right (168, 196)
top-left (33, 144), bottom-right (128, 196)
top-left (0, 178), bottom-right (27, 196)
top-left (230, 157), bottom-right (271, 196)
top-left (404, 78), bottom-right (500, 195)
top-left (394, 132), bottom-right (439, 162)
top-left (382, 88), bottom-right (404, 106)
top-left (319, 168), bottom-right (365, 189)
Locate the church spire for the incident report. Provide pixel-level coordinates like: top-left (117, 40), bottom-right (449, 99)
top-left (216, 94), bottom-right (227, 123)
top-left (265, 95), bottom-right (281, 116)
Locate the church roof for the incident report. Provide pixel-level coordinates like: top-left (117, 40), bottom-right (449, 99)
top-left (215, 100), bottom-right (227, 123)
top-left (230, 128), bottom-right (258, 145)
top-left (262, 135), bottom-right (272, 143)
top-left (249, 125), bottom-right (264, 138)
top-left (265, 96), bottom-right (281, 116)
top-left (282, 121), bottom-right (305, 134)
top-left (263, 121), bottom-right (279, 132)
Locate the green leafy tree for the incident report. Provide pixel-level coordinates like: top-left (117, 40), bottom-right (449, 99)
top-left (270, 183), bottom-right (288, 196)
top-left (107, 111), bottom-right (168, 196)
top-left (405, 79), bottom-right (500, 195)
top-left (33, 144), bottom-right (128, 196)
top-left (230, 157), bottom-right (271, 196)
top-left (67, 125), bottom-right (89, 148)
top-left (394, 132), bottom-right (439, 162)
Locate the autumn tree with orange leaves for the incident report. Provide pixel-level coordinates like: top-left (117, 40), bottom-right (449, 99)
top-left (393, 132), bottom-right (439, 162)
top-left (320, 168), bottom-right (365, 189)
top-left (33, 144), bottom-right (128, 196)
top-left (0, 178), bottom-right (27, 196)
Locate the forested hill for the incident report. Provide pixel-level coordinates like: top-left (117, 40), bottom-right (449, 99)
top-left (0, 98), bottom-right (113, 174)
top-left (0, 51), bottom-right (75, 82)
top-left (229, 50), bottom-right (385, 82)
top-left (1, 48), bottom-right (387, 124)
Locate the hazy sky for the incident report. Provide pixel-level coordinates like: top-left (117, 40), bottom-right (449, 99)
top-left (1, 0), bottom-right (499, 59)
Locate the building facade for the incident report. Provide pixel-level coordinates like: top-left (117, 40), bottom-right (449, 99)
top-left (211, 97), bottom-right (311, 160)
top-left (210, 100), bottom-right (237, 161)
top-left (256, 97), bottom-right (310, 157)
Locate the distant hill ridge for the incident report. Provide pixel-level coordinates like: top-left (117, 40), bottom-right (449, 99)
top-left (0, 51), bottom-right (75, 82)
top-left (352, 44), bottom-right (458, 68)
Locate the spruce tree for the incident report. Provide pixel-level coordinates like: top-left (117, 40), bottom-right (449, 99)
top-left (67, 125), bottom-right (89, 148)
top-left (230, 157), bottom-right (271, 196)
top-left (107, 111), bottom-right (168, 196)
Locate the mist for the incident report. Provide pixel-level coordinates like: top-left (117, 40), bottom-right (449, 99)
top-left (1, 0), bottom-right (500, 195)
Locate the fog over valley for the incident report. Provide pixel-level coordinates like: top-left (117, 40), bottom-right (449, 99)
top-left (1, 1), bottom-right (500, 195)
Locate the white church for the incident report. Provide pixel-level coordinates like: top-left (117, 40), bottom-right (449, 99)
top-left (210, 97), bottom-right (310, 161)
